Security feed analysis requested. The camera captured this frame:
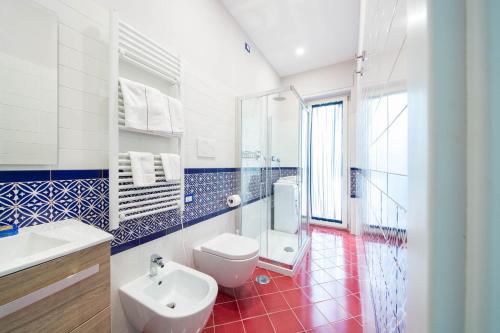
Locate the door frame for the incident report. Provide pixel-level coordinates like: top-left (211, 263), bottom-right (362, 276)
top-left (307, 95), bottom-right (350, 230)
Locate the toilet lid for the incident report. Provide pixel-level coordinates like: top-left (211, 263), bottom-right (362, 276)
top-left (200, 233), bottom-right (259, 260)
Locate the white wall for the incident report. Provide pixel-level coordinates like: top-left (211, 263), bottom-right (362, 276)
top-left (97, 0), bottom-right (281, 169)
top-left (281, 60), bottom-right (355, 98)
top-left (1, 0), bottom-right (111, 170)
top-left (94, 1), bottom-right (280, 331)
top-left (12, 1), bottom-right (281, 332)
top-left (15, 0), bottom-right (280, 171)
top-left (465, 0), bottom-right (500, 332)
top-left (407, 0), bottom-right (467, 332)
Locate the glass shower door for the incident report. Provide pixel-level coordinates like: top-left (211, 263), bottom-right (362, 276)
top-left (239, 87), bottom-right (308, 269)
top-left (239, 96), bottom-right (268, 258)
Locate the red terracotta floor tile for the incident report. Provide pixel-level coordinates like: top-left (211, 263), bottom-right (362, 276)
top-left (214, 320), bottom-right (245, 333)
top-left (252, 266), bottom-right (270, 279)
top-left (320, 280), bottom-right (350, 298)
top-left (215, 288), bottom-right (235, 304)
top-left (329, 317), bottom-right (364, 333)
top-left (254, 279), bottom-right (279, 295)
top-left (307, 324), bottom-right (335, 332)
top-left (292, 304), bottom-right (329, 330)
top-left (234, 281), bottom-right (259, 299)
top-left (273, 276), bottom-right (300, 291)
top-left (293, 272), bottom-right (317, 287)
top-left (281, 288), bottom-right (313, 308)
top-left (268, 310), bottom-right (305, 333)
top-left (335, 294), bottom-right (362, 317)
top-left (204, 312), bottom-right (214, 327)
top-left (301, 284), bottom-right (332, 303)
top-left (213, 301), bottom-right (241, 325)
top-left (236, 296), bottom-right (266, 319)
top-left (242, 315), bottom-right (275, 333)
top-left (325, 266), bottom-right (349, 279)
top-left (309, 269), bottom-right (335, 284)
top-left (336, 277), bottom-right (361, 294)
top-left (313, 258), bottom-right (337, 269)
top-left (267, 269), bottom-right (286, 278)
top-left (206, 225), bottom-right (375, 332)
top-left (260, 292), bottom-right (290, 313)
top-left (315, 299), bottom-right (351, 323)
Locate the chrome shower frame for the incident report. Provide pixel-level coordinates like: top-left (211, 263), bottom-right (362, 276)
top-left (235, 86), bottom-right (310, 276)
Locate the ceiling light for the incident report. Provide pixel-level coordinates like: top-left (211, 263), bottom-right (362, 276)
top-left (295, 47), bottom-right (305, 56)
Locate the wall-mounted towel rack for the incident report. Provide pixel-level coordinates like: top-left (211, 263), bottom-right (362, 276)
top-left (108, 11), bottom-right (183, 230)
top-left (117, 21), bottom-right (180, 85)
top-left (117, 153), bottom-right (180, 221)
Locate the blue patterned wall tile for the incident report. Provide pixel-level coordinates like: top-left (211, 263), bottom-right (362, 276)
top-left (0, 167), bottom-right (242, 254)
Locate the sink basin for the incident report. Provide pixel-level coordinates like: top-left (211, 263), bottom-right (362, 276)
top-left (0, 220), bottom-right (113, 277)
top-left (0, 233), bottom-right (69, 265)
top-left (120, 261), bottom-right (218, 333)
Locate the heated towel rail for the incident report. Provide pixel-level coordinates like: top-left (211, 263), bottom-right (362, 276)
top-left (108, 11), bottom-right (183, 230)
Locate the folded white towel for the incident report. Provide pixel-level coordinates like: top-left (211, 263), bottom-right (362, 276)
top-left (119, 78), bottom-right (147, 131)
top-left (145, 86), bottom-right (172, 135)
top-left (129, 151), bottom-right (156, 186)
top-left (160, 153), bottom-right (181, 181)
top-left (166, 96), bottom-right (184, 134)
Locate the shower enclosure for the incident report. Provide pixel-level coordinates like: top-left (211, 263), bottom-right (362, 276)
top-left (237, 86), bottom-right (310, 274)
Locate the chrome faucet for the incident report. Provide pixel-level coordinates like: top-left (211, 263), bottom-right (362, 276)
top-left (150, 254), bottom-right (164, 277)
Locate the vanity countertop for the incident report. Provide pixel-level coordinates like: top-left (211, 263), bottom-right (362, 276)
top-left (0, 219), bottom-right (113, 277)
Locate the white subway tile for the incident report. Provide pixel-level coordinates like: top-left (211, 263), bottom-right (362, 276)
top-left (59, 65), bottom-right (107, 97)
top-left (59, 86), bottom-right (107, 114)
top-left (58, 148), bottom-right (107, 169)
top-left (59, 127), bottom-right (108, 151)
top-left (59, 45), bottom-right (108, 80)
top-left (59, 107), bottom-right (108, 132)
top-left (59, 24), bottom-right (108, 61)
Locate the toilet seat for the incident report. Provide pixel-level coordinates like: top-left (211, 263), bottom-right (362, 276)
top-left (200, 233), bottom-right (259, 260)
top-left (194, 233), bottom-right (260, 288)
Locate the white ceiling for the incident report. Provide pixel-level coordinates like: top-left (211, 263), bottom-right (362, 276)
top-left (221, 0), bottom-right (360, 77)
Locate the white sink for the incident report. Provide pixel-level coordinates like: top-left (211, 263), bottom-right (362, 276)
top-left (0, 219), bottom-right (113, 277)
top-left (120, 261), bottom-right (218, 333)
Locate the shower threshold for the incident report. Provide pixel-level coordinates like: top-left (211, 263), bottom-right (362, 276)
top-left (257, 236), bottom-right (310, 276)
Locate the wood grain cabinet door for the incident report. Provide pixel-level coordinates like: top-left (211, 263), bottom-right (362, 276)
top-left (0, 242), bottom-right (111, 333)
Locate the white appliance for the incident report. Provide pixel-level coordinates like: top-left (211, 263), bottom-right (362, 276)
top-left (273, 176), bottom-right (299, 233)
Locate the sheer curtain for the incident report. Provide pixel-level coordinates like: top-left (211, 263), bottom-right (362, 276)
top-left (310, 101), bottom-right (343, 222)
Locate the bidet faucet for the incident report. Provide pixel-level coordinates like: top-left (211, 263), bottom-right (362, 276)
top-left (150, 254), bottom-right (164, 277)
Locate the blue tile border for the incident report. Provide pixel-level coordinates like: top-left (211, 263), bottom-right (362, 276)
top-left (0, 170), bottom-right (51, 182)
top-left (0, 169), bottom-right (108, 182)
top-left (51, 169), bottom-right (102, 180)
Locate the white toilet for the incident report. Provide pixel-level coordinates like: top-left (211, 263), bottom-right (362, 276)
top-left (193, 233), bottom-right (259, 288)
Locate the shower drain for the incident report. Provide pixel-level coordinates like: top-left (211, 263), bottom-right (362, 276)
top-left (284, 246), bottom-right (295, 252)
top-left (166, 302), bottom-right (176, 309)
top-left (255, 275), bottom-right (270, 284)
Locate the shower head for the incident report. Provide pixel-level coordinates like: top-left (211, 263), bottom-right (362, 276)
top-left (273, 94), bottom-right (286, 102)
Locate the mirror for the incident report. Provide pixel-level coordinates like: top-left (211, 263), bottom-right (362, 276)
top-left (0, 0), bottom-right (58, 165)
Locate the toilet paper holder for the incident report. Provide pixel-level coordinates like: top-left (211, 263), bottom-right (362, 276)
top-left (226, 194), bottom-right (241, 207)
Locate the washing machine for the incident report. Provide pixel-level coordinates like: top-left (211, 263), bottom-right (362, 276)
top-left (273, 176), bottom-right (299, 233)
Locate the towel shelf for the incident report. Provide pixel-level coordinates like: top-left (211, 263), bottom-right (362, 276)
top-left (108, 11), bottom-right (184, 230)
top-left (117, 83), bottom-right (182, 138)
